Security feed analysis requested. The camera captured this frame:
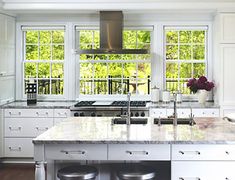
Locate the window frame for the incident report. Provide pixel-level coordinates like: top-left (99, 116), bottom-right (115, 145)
top-left (75, 25), bottom-right (154, 100)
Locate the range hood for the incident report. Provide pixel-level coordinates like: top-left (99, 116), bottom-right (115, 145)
top-left (75, 11), bottom-right (149, 54)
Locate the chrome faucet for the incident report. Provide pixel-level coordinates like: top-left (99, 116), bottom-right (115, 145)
top-left (126, 92), bottom-right (131, 125)
top-left (173, 93), bottom-right (177, 126)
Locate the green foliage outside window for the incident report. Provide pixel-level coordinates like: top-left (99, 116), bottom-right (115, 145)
top-left (24, 30), bottom-right (64, 95)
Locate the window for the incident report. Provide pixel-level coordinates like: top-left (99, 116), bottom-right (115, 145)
top-left (76, 27), bottom-right (152, 95)
top-left (164, 27), bottom-right (207, 94)
top-left (23, 27), bottom-right (65, 96)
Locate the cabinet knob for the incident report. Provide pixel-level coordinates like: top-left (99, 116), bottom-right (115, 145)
top-left (179, 177), bottom-right (200, 180)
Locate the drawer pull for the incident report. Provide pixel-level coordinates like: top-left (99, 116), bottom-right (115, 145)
top-left (9, 127), bottom-right (21, 131)
top-left (225, 151), bottom-right (230, 155)
top-left (179, 177), bottom-right (201, 180)
top-left (60, 150), bottom-right (86, 155)
top-left (126, 150), bottom-right (149, 155)
top-left (225, 178), bottom-right (230, 180)
top-left (36, 112), bottom-right (49, 116)
top-left (36, 127), bottom-right (49, 131)
top-left (9, 112), bottom-right (21, 116)
top-left (58, 112), bottom-right (67, 116)
top-left (179, 151), bottom-right (201, 155)
top-left (9, 147), bottom-right (22, 151)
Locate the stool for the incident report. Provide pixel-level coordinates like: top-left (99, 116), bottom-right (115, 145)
top-left (117, 164), bottom-right (156, 180)
top-left (57, 165), bottom-right (98, 180)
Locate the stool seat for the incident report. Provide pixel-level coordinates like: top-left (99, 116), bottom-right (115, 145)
top-left (117, 164), bottom-right (156, 180)
top-left (57, 165), bottom-right (98, 180)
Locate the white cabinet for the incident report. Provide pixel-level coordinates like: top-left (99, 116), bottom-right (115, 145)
top-left (54, 109), bottom-right (71, 125)
top-left (149, 108), bottom-right (167, 117)
top-left (172, 161), bottom-right (235, 180)
top-left (0, 109), bottom-right (3, 158)
top-left (221, 14), bottom-right (235, 43)
top-left (192, 108), bottom-right (219, 117)
top-left (0, 76), bottom-right (15, 104)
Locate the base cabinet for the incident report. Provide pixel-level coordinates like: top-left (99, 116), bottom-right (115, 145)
top-left (172, 161), bottom-right (235, 180)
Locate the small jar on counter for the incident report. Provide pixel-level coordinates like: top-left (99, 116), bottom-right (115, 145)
top-left (176, 91), bottom-right (182, 103)
top-left (151, 86), bottom-right (160, 103)
top-left (162, 90), bottom-right (170, 103)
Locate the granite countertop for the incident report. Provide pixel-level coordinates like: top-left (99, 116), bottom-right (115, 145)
top-left (1, 101), bottom-right (76, 109)
top-left (33, 117), bottom-right (235, 144)
top-left (148, 101), bottom-right (219, 108)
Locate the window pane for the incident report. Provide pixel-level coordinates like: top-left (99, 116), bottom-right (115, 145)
top-left (94, 63), bottom-right (107, 78)
top-left (166, 31), bottom-right (178, 44)
top-left (52, 80), bottom-right (63, 94)
top-left (137, 79), bottom-right (149, 95)
top-left (138, 63), bottom-right (150, 78)
top-left (40, 31), bottom-right (51, 44)
top-left (179, 31), bottom-right (191, 43)
top-left (38, 63), bottom-right (50, 78)
top-left (80, 30), bottom-right (94, 44)
top-left (137, 31), bottom-right (151, 43)
top-left (26, 45), bottom-right (38, 60)
top-left (123, 30), bottom-right (136, 47)
top-left (80, 63), bottom-right (93, 78)
top-left (25, 63), bottom-right (37, 78)
top-left (193, 63), bottom-right (205, 78)
top-left (109, 78), bottom-right (122, 94)
top-left (166, 45), bottom-right (178, 60)
top-left (166, 63), bottom-right (178, 79)
top-left (193, 45), bottom-right (205, 60)
top-left (38, 79), bottom-right (50, 94)
top-left (136, 54), bottom-right (151, 60)
top-left (94, 79), bottom-right (107, 94)
top-left (108, 63), bottom-right (122, 78)
top-left (40, 45), bottom-right (51, 60)
top-left (26, 31), bottom-right (38, 44)
top-left (179, 80), bottom-right (190, 94)
top-left (166, 80), bottom-right (178, 92)
top-left (52, 45), bottom-right (64, 60)
top-left (94, 54), bottom-right (107, 60)
top-left (180, 63), bottom-right (192, 78)
top-left (179, 45), bottom-right (192, 60)
top-left (80, 54), bottom-right (93, 60)
top-left (52, 63), bottom-right (63, 78)
top-left (80, 80), bottom-right (92, 95)
top-left (108, 54), bottom-right (122, 60)
top-left (123, 63), bottom-right (136, 78)
top-left (52, 31), bottom-right (64, 43)
top-left (24, 79), bottom-right (29, 94)
top-left (192, 31), bottom-right (205, 43)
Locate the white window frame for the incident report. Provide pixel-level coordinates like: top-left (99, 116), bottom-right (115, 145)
top-left (75, 25), bottom-right (154, 101)
top-left (16, 23), bottom-right (70, 100)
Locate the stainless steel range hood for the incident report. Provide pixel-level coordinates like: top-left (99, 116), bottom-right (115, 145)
top-left (75, 11), bottom-right (149, 54)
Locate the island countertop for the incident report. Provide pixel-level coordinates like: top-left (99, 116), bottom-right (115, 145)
top-left (33, 117), bottom-right (235, 145)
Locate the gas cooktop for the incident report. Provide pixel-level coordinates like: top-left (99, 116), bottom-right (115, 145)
top-left (74, 101), bottom-right (147, 107)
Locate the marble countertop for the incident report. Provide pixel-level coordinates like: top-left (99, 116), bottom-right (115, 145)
top-left (33, 117), bottom-right (235, 144)
top-left (148, 101), bottom-right (219, 108)
top-left (1, 101), bottom-right (76, 109)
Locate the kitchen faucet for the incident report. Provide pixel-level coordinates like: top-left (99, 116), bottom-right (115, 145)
top-left (126, 92), bottom-right (131, 125)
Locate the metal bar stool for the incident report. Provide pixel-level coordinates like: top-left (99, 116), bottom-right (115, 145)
top-left (117, 164), bottom-right (156, 180)
top-left (57, 165), bottom-right (98, 180)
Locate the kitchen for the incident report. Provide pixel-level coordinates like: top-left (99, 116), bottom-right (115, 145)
top-left (1, 0), bottom-right (235, 180)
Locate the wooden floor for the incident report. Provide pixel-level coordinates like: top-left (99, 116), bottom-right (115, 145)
top-left (0, 164), bottom-right (35, 180)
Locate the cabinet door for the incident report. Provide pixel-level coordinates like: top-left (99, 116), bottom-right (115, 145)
top-left (0, 76), bottom-right (15, 104)
top-left (172, 161), bottom-right (235, 180)
top-left (192, 108), bottom-right (219, 117)
top-left (0, 47), bottom-right (7, 76)
top-left (221, 44), bottom-right (235, 105)
top-left (167, 108), bottom-right (191, 118)
top-left (150, 108), bottom-right (167, 117)
top-left (0, 109), bottom-right (3, 158)
top-left (221, 14), bottom-right (235, 43)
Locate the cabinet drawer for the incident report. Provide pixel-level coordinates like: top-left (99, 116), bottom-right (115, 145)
top-left (108, 144), bottom-right (170, 161)
top-left (4, 138), bottom-right (33, 157)
top-left (54, 109), bottom-right (70, 118)
top-left (192, 108), bottom-right (219, 117)
top-left (5, 118), bottom-right (53, 137)
top-left (4, 109), bottom-right (53, 118)
top-left (172, 144), bottom-right (235, 161)
top-left (167, 109), bottom-right (191, 118)
top-left (172, 161), bottom-right (235, 180)
top-left (45, 144), bottom-right (108, 160)
top-left (150, 108), bottom-right (167, 118)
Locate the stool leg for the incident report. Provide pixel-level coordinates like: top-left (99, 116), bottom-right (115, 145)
top-left (35, 161), bottom-right (45, 180)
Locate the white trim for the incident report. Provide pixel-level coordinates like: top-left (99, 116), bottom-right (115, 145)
top-left (21, 25), bottom-right (65, 30)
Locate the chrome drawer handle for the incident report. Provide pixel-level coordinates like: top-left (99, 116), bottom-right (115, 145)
top-left (9, 127), bottom-right (21, 131)
top-left (61, 150), bottom-right (86, 155)
top-left (225, 178), bottom-right (230, 180)
top-left (9, 112), bottom-right (21, 116)
top-left (36, 112), bottom-right (49, 116)
top-left (58, 112), bottom-right (67, 115)
top-left (36, 127), bottom-right (49, 131)
top-left (179, 177), bottom-right (201, 180)
top-left (9, 147), bottom-right (22, 151)
top-left (225, 151), bottom-right (230, 155)
top-left (179, 151), bottom-right (201, 155)
top-left (126, 150), bottom-right (149, 155)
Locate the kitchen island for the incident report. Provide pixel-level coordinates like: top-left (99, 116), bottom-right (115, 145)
top-left (33, 117), bottom-right (235, 180)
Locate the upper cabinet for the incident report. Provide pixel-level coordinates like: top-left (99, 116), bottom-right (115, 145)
top-left (221, 14), bottom-right (235, 43)
top-left (0, 14), bottom-right (15, 77)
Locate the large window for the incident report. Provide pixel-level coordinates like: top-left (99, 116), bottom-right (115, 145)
top-left (164, 27), bottom-right (207, 94)
top-left (76, 27), bottom-right (152, 95)
top-left (23, 27), bottom-right (65, 96)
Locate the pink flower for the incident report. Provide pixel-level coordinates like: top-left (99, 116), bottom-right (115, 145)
top-left (187, 76), bottom-right (214, 93)
top-left (198, 76), bottom-right (207, 83)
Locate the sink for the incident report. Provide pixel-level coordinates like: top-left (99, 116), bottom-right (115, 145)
top-left (154, 118), bottom-right (195, 126)
top-left (112, 118), bottom-right (148, 125)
